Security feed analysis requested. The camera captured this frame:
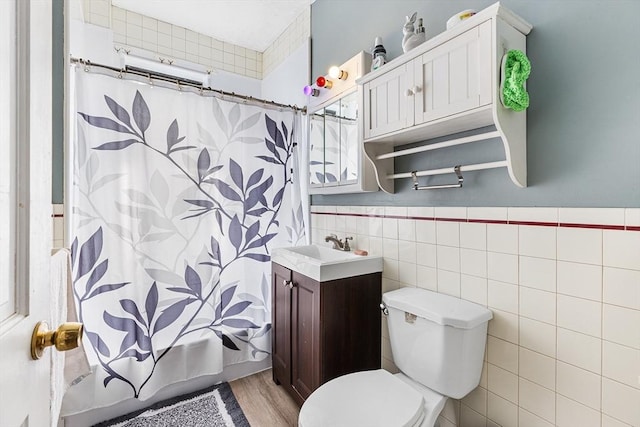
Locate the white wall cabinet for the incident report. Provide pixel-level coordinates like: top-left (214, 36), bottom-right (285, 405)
top-left (364, 21), bottom-right (492, 141)
top-left (307, 52), bottom-right (378, 195)
top-left (358, 3), bottom-right (532, 193)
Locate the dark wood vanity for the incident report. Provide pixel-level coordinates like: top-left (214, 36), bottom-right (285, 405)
top-left (271, 262), bottom-right (382, 406)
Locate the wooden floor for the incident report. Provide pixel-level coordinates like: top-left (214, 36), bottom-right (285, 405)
top-left (229, 369), bottom-right (300, 427)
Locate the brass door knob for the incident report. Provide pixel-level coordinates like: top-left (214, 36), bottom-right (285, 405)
top-left (31, 321), bottom-right (83, 360)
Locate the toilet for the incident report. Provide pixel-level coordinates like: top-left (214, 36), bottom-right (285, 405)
top-left (298, 287), bottom-right (493, 427)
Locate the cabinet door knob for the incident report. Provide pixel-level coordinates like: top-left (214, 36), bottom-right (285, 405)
top-left (404, 88), bottom-right (414, 97)
top-left (412, 86), bottom-right (421, 93)
top-left (283, 280), bottom-right (295, 289)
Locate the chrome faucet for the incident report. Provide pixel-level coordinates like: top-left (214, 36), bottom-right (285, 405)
top-left (324, 234), bottom-right (353, 251)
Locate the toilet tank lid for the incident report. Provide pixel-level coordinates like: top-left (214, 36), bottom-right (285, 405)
top-left (383, 288), bottom-right (493, 329)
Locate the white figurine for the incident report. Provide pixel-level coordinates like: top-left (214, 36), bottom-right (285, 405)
top-left (402, 12), bottom-right (426, 53)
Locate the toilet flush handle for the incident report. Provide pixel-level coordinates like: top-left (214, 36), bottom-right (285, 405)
top-left (379, 303), bottom-right (389, 316)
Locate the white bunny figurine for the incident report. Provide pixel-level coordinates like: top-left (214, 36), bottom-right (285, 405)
top-left (402, 12), bottom-right (426, 53)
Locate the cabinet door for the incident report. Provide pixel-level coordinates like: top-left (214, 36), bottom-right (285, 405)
top-left (271, 263), bottom-right (292, 387)
top-left (308, 109), bottom-right (325, 187)
top-left (323, 101), bottom-right (341, 185)
top-left (290, 272), bottom-right (321, 402)
top-left (414, 20), bottom-right (492, 125)
top-left (363, 62), bottom-right (414, 140)
top-left (340, 91), bottom-right (359, 183)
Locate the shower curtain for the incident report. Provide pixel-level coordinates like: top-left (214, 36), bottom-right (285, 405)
top-left (67, 70), bottom-right (306, 411)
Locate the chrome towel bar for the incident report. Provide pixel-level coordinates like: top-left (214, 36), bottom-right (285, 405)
top-left (411, 166), bottom-right (464, 190)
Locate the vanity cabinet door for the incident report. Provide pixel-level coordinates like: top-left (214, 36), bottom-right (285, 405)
top-left (290, 271), bottom-right (321, 402)
top-left (363, 62), bottom-right (414, 140)
top-left (414, 20), bottom-right (492, 125)
top-left (271, 263), bottom-right (292, 388)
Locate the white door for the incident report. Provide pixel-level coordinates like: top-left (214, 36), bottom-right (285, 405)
top-left (0, 1), bottom-right (54, 426)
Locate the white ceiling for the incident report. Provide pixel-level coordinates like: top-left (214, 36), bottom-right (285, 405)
top-left (112, 0), bottom-right (311, 52)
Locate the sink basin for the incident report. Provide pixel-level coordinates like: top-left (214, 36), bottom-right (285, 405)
top-left (271, 245), bottom-right (383, 282)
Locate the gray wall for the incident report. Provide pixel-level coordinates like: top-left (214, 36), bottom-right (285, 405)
top-left (311, 0), bottom-right (640, 207)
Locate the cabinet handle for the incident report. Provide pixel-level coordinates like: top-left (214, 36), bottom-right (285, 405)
top-left (283, 280), bottom-right (295, 289)
top-left (404, 88), bottom-right (414, 97)
top-left (412, 86), bottom-right (421, 94)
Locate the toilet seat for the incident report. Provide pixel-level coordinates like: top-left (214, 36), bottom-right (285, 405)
top-left (298, 369), bottom-right (426, 427)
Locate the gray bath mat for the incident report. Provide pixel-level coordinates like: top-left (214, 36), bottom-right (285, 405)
top-left (93, 382), bottom-right (250, 427)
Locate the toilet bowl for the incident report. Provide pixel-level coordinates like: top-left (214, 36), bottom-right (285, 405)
top-left (298, 369), bottom-right (446, 427)
top-left (298, 288), bottom-right (493, 427)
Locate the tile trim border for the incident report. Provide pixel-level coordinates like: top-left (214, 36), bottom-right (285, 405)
top-left (55, 210), bottom-right (640, 230)
top-left (312, 211), bottom-right (638, 232)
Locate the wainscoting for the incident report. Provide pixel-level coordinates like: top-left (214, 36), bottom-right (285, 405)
top-left (311, 205), bottom-right (639, 427)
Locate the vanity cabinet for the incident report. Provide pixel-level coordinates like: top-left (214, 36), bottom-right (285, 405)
top-left (271, 262), bottom-right (381, 406)
top-left (307, 51), bottom-right (378, 194)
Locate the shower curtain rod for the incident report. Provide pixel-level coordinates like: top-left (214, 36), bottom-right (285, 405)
top-left (70, 57), bottom-right (307, 114)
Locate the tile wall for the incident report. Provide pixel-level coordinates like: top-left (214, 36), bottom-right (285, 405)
top-left (52, 204), bottom-right (64, 248)
top-left (262, 8), bottom-right (310, 77)
top-left (81, 0), bottom-right (310, 79)
top-left (310, 206), bottom-right (640, 427)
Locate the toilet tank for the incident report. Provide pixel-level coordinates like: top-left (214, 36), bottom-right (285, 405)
top-left (382, 288), bottom-right (493, 399)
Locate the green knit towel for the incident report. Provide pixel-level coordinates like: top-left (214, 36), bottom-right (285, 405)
top-left (502, 49), bottom-right (531, 112)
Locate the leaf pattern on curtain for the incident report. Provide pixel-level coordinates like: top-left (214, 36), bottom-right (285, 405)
top-left (71, 74), bottom-right (305, 402)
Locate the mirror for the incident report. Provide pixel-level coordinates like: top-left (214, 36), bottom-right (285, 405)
top-left (308, 89), bottom-right (364, 190)
top-left (305, 51), bottom-right (376, 194)
top-left (340, 91), bottom-right (358, 183)
top-left (323, 101), bottom-right (340, 184)
top-left (309, 108), bottom-right (325, 185)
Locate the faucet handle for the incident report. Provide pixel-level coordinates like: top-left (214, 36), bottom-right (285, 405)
top-left (343, 236), bottom-right (353, 251)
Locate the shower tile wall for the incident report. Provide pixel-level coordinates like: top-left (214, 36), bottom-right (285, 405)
top-left (81, 0), bottom-right (310, 79)
top-left (310, 206), bottom-right (640, 427)
top-left (262, 8), bottom-right (310, 76)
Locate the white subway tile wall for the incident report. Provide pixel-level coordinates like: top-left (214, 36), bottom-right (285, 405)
top-left (311, 206), bottom-right (640, 427)
top-left (82, 0), bottom-right (310, 80)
